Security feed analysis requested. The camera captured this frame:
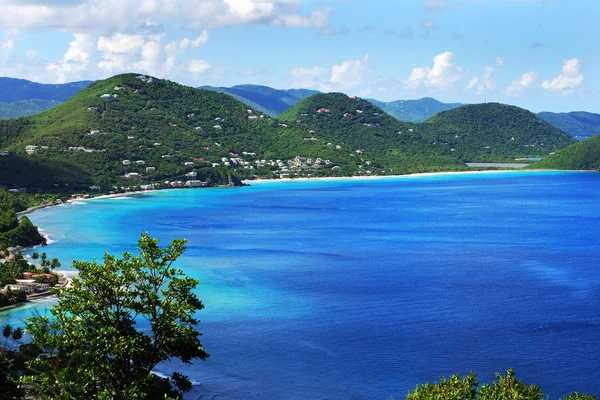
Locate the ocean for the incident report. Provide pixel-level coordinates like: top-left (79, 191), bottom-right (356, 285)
top-left (2, 171), bottom-right (599, 399)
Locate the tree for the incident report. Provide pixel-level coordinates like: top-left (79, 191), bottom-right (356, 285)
top-left (31, 252), bottom-right (39, 260)
top-left (407, 372), bottom-right (478, 400)
top-left (23, 233), bottom-right (209, 399)
top-left (478, 369), bottom-right (543, 400)
top-left (50, 257), bottom-right (61, 271)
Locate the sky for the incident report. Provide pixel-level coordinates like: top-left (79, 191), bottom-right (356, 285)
top-left (0, 0), bottom-right (597, 113)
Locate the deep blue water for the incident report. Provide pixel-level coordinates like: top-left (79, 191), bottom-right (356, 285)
top-left (2, 171), bottom-right (600, 399)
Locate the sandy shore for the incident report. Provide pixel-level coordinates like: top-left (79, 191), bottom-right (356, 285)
top-left (242, 168), bottom-right (578, 185)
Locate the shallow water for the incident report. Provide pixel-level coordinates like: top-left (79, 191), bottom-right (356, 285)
top-left (3, 171), bottom-right (600, 399)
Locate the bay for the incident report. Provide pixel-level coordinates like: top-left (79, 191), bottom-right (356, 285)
top-left (2, 171), bottom-right (600, 399)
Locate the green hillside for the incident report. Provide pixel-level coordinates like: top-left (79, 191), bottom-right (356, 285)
top-left (200, 84), bottom-right (319, 117)
top-left (536, 111), bottom-right (600, 140)
top-left (367, 97), bottom-right (463, 123)
top-left (282, 96), bottom-right (575, 164)
top-left (1, 74), bottom-right (453, 191)
top-left (423, 103), bottom-right (577, 161)
top-left (0, 99), bottom-right (62, 119)
top-left (279, 92), bottom-right (466, 174)
top-left (530, 135), bottom-right (600, 171)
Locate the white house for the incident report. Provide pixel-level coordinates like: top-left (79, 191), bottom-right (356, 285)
top-left (89, 130), bottom-right (100, 136)
top-left (136, 160), bottom-right (146, 165)
top-left (184, 162), bottom-right (194, 166)
top-left (146, 167), bottom-right (156, 173)
top-left (122, 160), bottom-right (131, 166)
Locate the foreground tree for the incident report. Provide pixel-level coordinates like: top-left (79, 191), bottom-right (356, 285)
top-left (406, 369), bottom-right (595, 400)
top-left (23, 233), bottom-right (209, 399)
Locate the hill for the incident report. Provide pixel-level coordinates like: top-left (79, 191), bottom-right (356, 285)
top-left (530, 135), bottom-right (600, 171)
top-left (0, 77), bottom-right (92, 103)
top-left (282, 96), bottom-right (575, 163)
top-left (536, 111), bottom-right (600, 140)
top-left (367, 97), bottom-right (463, 123)
top-left (2, 74), bottom-right (457, 191)
top-left (200, 84), bottom-right (319, 117)
top-left (422, 103), bottom-right (577, 161)
top-left (0, 99), bottom-right (62, 119)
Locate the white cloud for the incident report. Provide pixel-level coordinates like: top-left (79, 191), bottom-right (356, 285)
top-left (495, 56), bottom-right (504, 66)
top-left (541, 58), bottom-right (584, 94)
top-left (405, 51), bottom-right (464, 90)
top-left (0, 1), bottom-right (332, 34)
top-left (424, 0), bottom-right (449, 11)
top-left (329, 54), bottom-right (370, 89)
top-left (46, 33), bottom-right (96, 83)
top-left (291, 66), bottom-right (327, 87)
top-left (466, 65), bottom-right (495, 95)
top-left (189, 59), bottom-right (211, 75)
top-left (180, 31), bottom-right (209, 51)
top-left (506, 71), bottom-right (538, 96)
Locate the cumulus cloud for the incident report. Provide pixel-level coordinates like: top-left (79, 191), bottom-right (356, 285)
top-left (466, 66), bottom-right (495, 95)
top-left (0, 0), bottom-right (332, 34)
top-left (506, 71), bottom-right (538, 96)
top-left (420, 18), bottom-right (439, 36)
top-left (541, 58), bottom-right (584, 94)
top-left (188, 59), bottom-right (211, 75)
top-left (291, 66), bottom-right (327, 87)
top-left (329, 54), bottom-right (370, 89)
top-left (46, 33), bottom-right (96, 82)
top-left (405, 51), bottom-right (464, 90)
top-left (495, 56), bottom-right (504, 66)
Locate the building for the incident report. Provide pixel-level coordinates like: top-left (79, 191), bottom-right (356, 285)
top-left (122, 160), bottom-right (131, 166)
top-left (136, 160), bottom-right (146, 165)
top-left (185, 180), bottom-right (207, 187)
top-left (146, 167), bottom-right (156, 173)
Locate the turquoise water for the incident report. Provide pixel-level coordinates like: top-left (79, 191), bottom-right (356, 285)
top-left (2, 171), bottom-right (600, 399)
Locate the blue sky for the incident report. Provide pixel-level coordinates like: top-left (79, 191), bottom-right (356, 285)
top-left (0, 0), bottom-right (596, 112)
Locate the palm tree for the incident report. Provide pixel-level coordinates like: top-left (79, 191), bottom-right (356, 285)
top-left (2, 324), bottom-right (12, 349)
top-left (11, 327), bottom-right (23, 350)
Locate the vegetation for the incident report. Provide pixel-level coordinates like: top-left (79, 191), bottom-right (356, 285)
top-left (368, 97), bottom-right (463, 123)
top-left (406, 369), bottom-right (595, 400)
top-left (0, 74), bottom-right (582, 193)
top-left (530, 135), bottom-right (600, 171)
top-left (422, 103), bottom-right (577, 161)
top-left (0, 190), bottom-right (45, 248)
top-left (201, 84), bottom-right (319, 117)
top-left (537, 111), bottom-right (600, 140)
top-left (23, 233), bottom-right (208, 399)
top-left (0, 99), bottom-right (62, 120)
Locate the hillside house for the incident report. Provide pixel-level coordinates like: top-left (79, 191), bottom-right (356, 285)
top-left (184, 162), bottom-right (194, 166)
top-left (122, 160), bottom-right (131, 166)
top-left (101, 94), bottom-right (111, 100)
top-left (124, 172), bottom-right (140, 179)
top-left (88, 106), bottom-right (98, 111)
top-left (213, 125), bottom-right (222, 129)
top-left (146, 167), bottom-right (156, 173)
top-left (317, 108), bottom-right (331, 113)
top-left (89, 130), bottom-right (100, 136)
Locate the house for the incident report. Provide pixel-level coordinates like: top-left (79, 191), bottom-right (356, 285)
top-left (185, 180), bottom-right (207, 187)
top-left (184, 162), bottom-right (194, 166)
top-left (317, 107), bottom-right (331, 113)
top-left (343, 112), bottom-right (351, 117)
top-left (124, 172), bottom-right (140, 179)
top-left (247, 109), bottom-right (253, 114)
top-left (140, 184), bottom-right (155, 190)
top-left (122, 160), bottom-right (131, 166)
top-left (90, 185), bottom-right (101, 190)
top-left (112, 94), bottom-right (119, 99)
top-left (248, 115), bottom-right (258, 120)
top-left (150, 107), bottom-right (158, 111)
top-left (127, 136), bottom-right (135, 140)
top-left (89, 130), bottom-right (100, 136)
top-left (195, 127), bottom-right (203, 130)
top-left (1, 151), bottom-right (9, 156)
top-left (101, 94), bottom-right (111, 100)
top-left (114, 86), bottom-right (124, 90)
top-left (187, 113), bottom-right (195, 118)
top-left (186, 171), bottom-right (198, 178)
top-left (88, 106), bottom-right (98, 111)
top-left (154, 142), bottom-right (161, 147)
top-left (161, 154), bottom-right (172, 159)
top-left (136, 160), bottom-right (145, 165)
top-left (146, 167), bottom-right (156, 173)
top-left (213, 125), bottom-right (222, 129)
